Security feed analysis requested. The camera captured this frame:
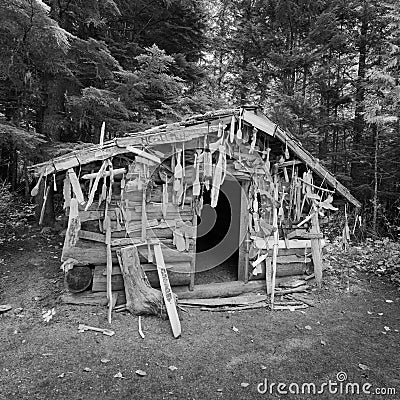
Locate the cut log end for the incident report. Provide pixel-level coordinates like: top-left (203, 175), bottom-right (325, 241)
top-left (64, 266), bottom-right (93, 293)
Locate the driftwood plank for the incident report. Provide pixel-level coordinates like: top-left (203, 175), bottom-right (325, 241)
top-left (60, 290), bottom-right (126, 306)
top-left (250, 262), bottom-right (307, 280)
top-left (179, 294), bottom-right (268, 307)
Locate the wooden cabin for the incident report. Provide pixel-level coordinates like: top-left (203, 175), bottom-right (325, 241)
top-left (30, 106), bottom-right (360, 306)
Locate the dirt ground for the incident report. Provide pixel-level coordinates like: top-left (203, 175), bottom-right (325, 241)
top-left (0, 227), bottom-right (399, 400)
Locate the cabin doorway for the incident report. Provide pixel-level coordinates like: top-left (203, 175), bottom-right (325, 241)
top-left (194, 178), bottom-right (241, 284)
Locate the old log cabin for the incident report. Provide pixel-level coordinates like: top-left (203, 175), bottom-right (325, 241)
top-left (30, 106), bottom-right (360, 306)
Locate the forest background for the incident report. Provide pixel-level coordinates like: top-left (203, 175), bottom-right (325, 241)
top-left (0, 0), bottom-right (399, 237)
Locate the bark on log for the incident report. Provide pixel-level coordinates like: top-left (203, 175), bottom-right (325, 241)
top-left (116, 246), bottom-right (164, 316)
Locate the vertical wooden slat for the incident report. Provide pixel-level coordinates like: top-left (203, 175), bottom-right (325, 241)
top-left (238, 181), bottom-right (250, 282)
top-left (270, 181), bottom-right (279, 309)
top-left (265, 258), bottom-right (272, 295)
top-left (189, 213), bottom-right (197, 291)
top-left (311, 210), bottom-right (323, 288)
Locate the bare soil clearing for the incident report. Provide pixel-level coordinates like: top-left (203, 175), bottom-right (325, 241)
top-left (1, 228), bottom-right (399, 400)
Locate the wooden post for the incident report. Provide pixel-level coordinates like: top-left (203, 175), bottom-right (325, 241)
top-left (104, 215), bottom-right (113, 324)
top-left (189, 213), bottom-right (197, 291)
top-left (238, 181), bottom-right (250, 282)
top-left (310, 209), bottom-right (323, 288)
top-left (265, 258), bottom-right (272, 295)
top-left (270, 180), bottom-right (279, 309)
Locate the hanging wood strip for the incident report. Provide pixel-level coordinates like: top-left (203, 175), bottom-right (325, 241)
top-left (67, 168), bottom-right (85, 205)
top-left (85, 160), bottom-right (108, 211)
top-left (63, 198), bottom-right (81, 249)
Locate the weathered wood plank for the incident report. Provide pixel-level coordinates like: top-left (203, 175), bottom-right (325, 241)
top-left (60, 290), bottom-right (126, 306)
top-left (173, 280), bottom-right (268, 299)
top-left (78, 230), bottom-right (106, 243)
top-left (287, 229), bottom-right (324, 240)
top-left (179, 294), bottom-right (269, 307)
top-left (249, 262), bottom-right (307, 280)
top-left (265, 238), bottom-right (326, 249)
top-left (62, 242), bottom-right (194, 265)
top-left (92, 262), bottom-right (192, 291)
top-left (311, 211), bottom-right (323, 288)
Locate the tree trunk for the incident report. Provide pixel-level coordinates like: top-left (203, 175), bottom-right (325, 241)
top-left (372, 125), bottom-right (379, 233)
top-left (352, 2), bottom-right (369, 186)
top-left (41, 75), bottom-right (66, 142)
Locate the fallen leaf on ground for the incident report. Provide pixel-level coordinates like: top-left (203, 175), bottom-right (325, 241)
top-left (42, 308), bottom-right (56, 323)
top-left (358, 363), bottom-right (370, 371)
top-left (168, 366), bottom-right (178, 371)
top-left (241, 383), bottom-right (249, 388)
top-left (135, 369), bottom-right (147, 377)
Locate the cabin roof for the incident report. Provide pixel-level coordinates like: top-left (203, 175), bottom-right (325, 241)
top-left (29, 106), bottom-right (361, 207)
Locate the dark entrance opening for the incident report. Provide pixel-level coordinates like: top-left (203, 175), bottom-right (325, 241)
top-left (194, 179), bottom-right (241, 284)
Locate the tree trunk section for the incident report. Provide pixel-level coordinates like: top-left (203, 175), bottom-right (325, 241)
top-left (116, 246), bottom-right (164, 316)
top-left (65, 266), bottom-right (93, 293)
